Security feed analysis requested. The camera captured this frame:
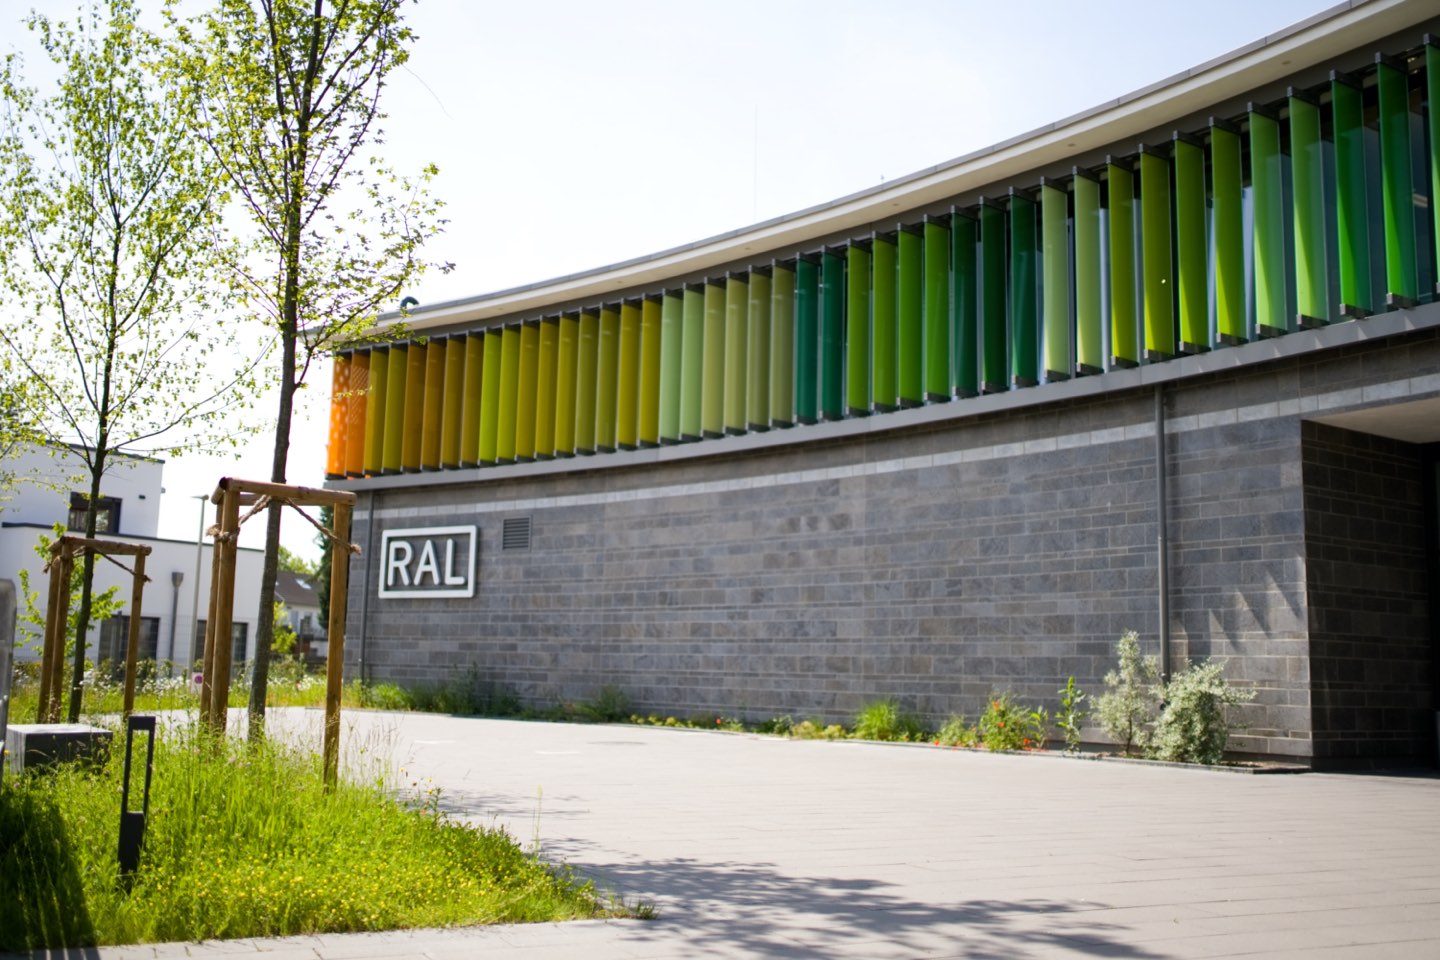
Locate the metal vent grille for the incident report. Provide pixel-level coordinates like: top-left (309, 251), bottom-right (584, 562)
top-left (501, 517), bottom-right (531, 550)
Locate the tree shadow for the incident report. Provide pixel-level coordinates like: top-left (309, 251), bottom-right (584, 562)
top-left (430, 781), bottom-right (1166, 957)
top-left (0, 786), bottom-right (96, 952)
top-left (566, 851), bottom-right (1168, 959)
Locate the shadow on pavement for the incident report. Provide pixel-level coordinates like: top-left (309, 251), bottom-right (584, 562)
top-left (573, 855), bottom-right (1167, 959)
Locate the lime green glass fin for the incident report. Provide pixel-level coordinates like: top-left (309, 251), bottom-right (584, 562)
top-left (871, 233), bottom-right (897, 412)
top-left (846, 243), bottom-right (871, 417)
top-left (1210, 122), bottom-right (1247, 342)
top-left (1173, 134), bottom-right (1208, 352)
top-left (1072, 171), bottom-right (1102, 374)
top-left (746, 268), bottom-right (771, 431)
top-left (1289, 90), bottom-right (1329, 327)
top-left (1040, 179), bottom-right (1070, 381)
top-left (1249, 106), bottom-right (1287, 337)
top-left (923, 216), bottom-right (950, 400)
top-left (769, 261), bottom-right (796, 428)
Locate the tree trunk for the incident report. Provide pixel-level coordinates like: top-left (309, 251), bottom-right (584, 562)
top-left (248, 4), bottom-right (316, 741)
top-left (66, 452), bottom-right (106, 722)
top-left (248, 208), bottom-right (302, 739)
top-left (248, 335), bottom-right (295, 740)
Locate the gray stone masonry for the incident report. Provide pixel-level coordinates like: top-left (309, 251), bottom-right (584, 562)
top-left (1303, 422), bottom-right (1432, 764)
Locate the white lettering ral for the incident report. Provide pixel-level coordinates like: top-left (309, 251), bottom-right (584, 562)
top-left (444, 539), bottom-right (466, 586)
top-left (385, 540), bottom-right (413, 587)
top-left (386, 537), bottom-right (469, 589)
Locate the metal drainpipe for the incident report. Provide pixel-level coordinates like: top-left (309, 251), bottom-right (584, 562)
top-left (356, 490), bottom-right (377, 683)
top-left (1155, 384), bottom-right (1172, 683)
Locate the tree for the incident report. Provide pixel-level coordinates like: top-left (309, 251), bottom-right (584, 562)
top-left (278, 544), bottom-right (318, 577)
top-left (14, 524), bottom-right (121, 660)
top-left (271, 600), bottom-right (298, 657)
top-left (0, 0), bottom-right (263, 722)
top-left (178, 0), bottom-right (445, 737)
top-left (0, 362), bottom-right (34, 501)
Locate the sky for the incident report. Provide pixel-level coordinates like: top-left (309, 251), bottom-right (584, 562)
top-left (16, 0), bottom-right (1338, 560)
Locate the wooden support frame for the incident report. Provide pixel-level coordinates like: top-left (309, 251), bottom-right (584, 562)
top-left (35, 536), bottom-right (153, 722)
top-left (200, 478), bottom-right (357, 786)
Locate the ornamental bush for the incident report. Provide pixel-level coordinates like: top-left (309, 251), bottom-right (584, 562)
top-left (852, 697), bottom-right (927, 742)
top-left (1056, 676), bottom-right (1086, 754)
top-left (934, 714), bottom-right (976, 747)
top-left (976, 692), bottom-right (1047, 752)
top-left (1150, 659), bottom-right (1255, 765)
top-left (1096, 631), bottom-right (1255, 764)
top-left (1095, 631), bottom-right (1160, 757)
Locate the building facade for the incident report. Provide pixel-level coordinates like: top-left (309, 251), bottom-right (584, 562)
top-left (328, 0), bottom-right (1440, 766)
top-left (0, 444), bottom-right (264, 673)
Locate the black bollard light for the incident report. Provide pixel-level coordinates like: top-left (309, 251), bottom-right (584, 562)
top-left (118, 714), bottom-right (157, 878)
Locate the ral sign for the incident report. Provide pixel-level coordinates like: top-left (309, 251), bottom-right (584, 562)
top-left (378, 525), bottom-right (477, 599)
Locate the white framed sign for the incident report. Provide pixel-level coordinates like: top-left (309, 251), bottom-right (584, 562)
top-left (378, 525), bottom-right (478, 599)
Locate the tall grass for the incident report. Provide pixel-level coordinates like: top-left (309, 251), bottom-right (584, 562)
top-left (851, 697), bottom-right (928, 742)
top-left (0, 724), bottom-right (611, 949)
top-left (5, 658), bottom-right (358, 721)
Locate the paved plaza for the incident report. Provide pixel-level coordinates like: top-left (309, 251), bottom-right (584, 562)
top-left (8, 709), bottom-right (1440, 959)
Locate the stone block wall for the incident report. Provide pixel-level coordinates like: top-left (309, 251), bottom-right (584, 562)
top-left (1303, 422), bottom-right (1434, 764)
top-left (346, 389), bottom-right (1307, 752)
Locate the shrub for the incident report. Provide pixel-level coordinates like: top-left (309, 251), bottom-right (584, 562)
top-left (852, 698), bottom-right (927, 742)
top-left (1095, 631), bottom-right (1160, 756)
top-left (1056, 676), bottom-right (1087, 754)
top-left (412, 666), bottom-right (521, 717)
top-left (1150, 660), bottom-right (1255, 764)
top-left (933, 715), bottom-right (976, 747)
top-left (791, 719), bottom-right (848, 740)
top-left (754, 714), bottom-right (794, 735)
top-left (579, 685), bottom-right (631, 723)
top-left (976, 692), bottom-right (1047, 752)
top-left (354, 680), bottom-right (413, 711)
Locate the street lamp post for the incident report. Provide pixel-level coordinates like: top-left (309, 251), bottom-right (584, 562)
top-left (165, 570), bottom-right (183, 671)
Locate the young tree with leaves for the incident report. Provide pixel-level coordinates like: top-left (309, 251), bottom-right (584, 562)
top-left (178, 0), bottom-right (445, 736)
top-left (0, 0), bottom-right (263, 722)
top-left (0, 361), bottom-right (34, 501)
top-left (278, 544), bottom-right (318, 577)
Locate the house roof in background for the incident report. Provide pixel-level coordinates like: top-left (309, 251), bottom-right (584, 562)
top-left (275, 568), bottom-right (320, 608)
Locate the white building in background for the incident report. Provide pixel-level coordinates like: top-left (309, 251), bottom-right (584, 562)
top-left (275, 568), bottom-right (327, 662)
top-left (0, 443), bottom-right (264, 671)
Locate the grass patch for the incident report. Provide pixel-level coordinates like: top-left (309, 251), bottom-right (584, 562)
top-left (0, 724), bottom-right (616, 949)
top-left (5, 659), bottom-right (341, 721)
top-left (851, 697), bottom-right (928, 742)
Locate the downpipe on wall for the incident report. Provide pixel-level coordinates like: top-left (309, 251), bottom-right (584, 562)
top-left (356, 490), bottom-right (377, 684)
top-left (1155, 384), bottom-right (1171, 684)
